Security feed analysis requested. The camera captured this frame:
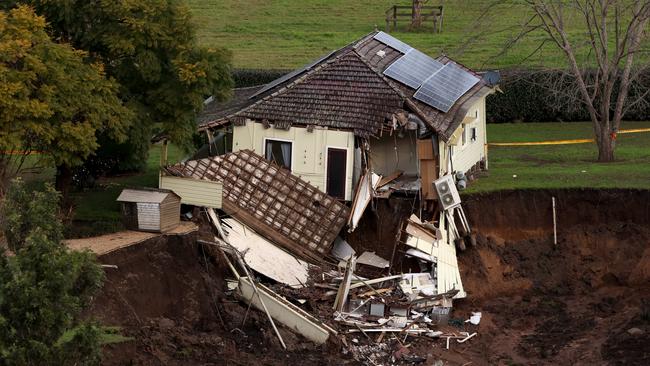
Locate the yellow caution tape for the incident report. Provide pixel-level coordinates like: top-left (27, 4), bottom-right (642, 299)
top-left (489, 127), bottom-right (650, 146)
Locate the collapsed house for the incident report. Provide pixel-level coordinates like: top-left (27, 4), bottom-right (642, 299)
top-left (155, 31), bottom-right (496, 360)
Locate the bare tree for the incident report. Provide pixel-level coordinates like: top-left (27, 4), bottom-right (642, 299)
top-left (412, 0), bottom-right (424, 29)
top-left (522, 1), bottom-right (650, 162)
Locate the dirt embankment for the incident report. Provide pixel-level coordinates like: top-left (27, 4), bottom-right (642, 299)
top-left (88, 189), bottom-right (650, 365)
top-left (89, 232), bottom-right (346, 366)
top-left (452, 189), bottom-right (650, 366)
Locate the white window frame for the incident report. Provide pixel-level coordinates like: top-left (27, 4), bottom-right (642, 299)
top-left (262, 137), bottom-right (294, 171)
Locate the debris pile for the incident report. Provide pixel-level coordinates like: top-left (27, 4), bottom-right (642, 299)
top-left (164, 152), bottom-right (480, 363)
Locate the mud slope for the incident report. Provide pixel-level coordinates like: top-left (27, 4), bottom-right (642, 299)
top-left (452, 189), bottom-right (650, 366)
top-left (89, 233), bottom-right (346, 366)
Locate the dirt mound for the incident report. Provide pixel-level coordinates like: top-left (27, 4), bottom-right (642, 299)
top-left (450, 189), bottom-right (650, 366)
top-left (89, 233), bottom-right (348, 366)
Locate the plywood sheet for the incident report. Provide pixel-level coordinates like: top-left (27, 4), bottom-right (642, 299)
top-left (223, 218), bottom-right (309, 288)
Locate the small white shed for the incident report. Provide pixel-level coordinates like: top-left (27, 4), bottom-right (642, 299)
top-left (116, 188), bottom-right (181, 232)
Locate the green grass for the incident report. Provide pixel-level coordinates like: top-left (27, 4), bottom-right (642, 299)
top-left (186, 0), bottom-right (637, 70)
top-left (467, 121), bottom-right (650, 192)
top-left (59, 326), bottom-right (134, 346)
top-left (68, 144), bottom-right (186, 237)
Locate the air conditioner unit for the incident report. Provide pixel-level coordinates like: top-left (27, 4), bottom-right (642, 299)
top-left (433, 175), bottom-right (461, 210)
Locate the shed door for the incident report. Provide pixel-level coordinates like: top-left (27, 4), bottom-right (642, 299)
top-left (136, 202), bottom-right (160, 231)
top-left (326, 148), bottom-right (347, 200)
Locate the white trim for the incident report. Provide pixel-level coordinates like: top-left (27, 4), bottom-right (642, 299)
top-left (262, 137), bottom-right (294, 171)
top-left (324, 145), bottom-right (350, 200)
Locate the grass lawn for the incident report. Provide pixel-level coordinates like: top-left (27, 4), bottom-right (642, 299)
top-left (68, 144), bottom-right (186, 237)
top-left (467, 121), bottom-right (650, 192)
top-left (186, 0), bottom-right (643, 70)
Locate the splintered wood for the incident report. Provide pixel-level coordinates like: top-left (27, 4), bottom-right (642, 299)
top-left (165, 150), bottom-right (349, 263)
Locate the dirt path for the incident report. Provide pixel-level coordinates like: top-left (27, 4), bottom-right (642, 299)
top-left (65, 221), bottom-right (198, 255)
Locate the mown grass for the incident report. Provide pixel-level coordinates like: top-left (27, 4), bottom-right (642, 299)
top-left (467, 121), bottom-right (650, 192)
top-left (186, 0), bottom-right (637, 70)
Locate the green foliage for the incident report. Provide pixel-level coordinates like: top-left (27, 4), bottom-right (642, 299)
top-left (0, 179), bottom-right (105, 366)
top-left (232, 68), bottom-right (288, 88)
top-left (0, 6), bottom-right (132, 169)
top-left (487, 70), bottom-right (650, 123)
top-left (20, 0), bottom-right (234, 170)
top-left (1, 178), bottom-right (62, 251)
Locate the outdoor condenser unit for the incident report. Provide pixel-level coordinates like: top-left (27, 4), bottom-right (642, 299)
top-left (433, 175), bottom-right (461, 210)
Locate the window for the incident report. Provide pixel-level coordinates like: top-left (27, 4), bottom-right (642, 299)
top-left (471, 127), bottom-right (477, 142)
top-left (461, 126), bottom-right (467, 146)
top-left (265, 139), bottom-right (292, 170)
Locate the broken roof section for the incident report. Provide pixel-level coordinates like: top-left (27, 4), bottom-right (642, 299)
top-left (165, 150), bottom-right (349, 263)
top-left (198, 31), bottom-right (493, 141)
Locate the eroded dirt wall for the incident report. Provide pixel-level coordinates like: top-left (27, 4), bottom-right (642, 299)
top-left (463, 189), bottom-right (650, 240)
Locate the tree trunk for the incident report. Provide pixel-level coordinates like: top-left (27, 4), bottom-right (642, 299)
top-left (55, 164), bottom-right (73, 206)
top-left (596, 131), bottom-right (615, 162)
top-left (411, 0), bottom-right (423, 29)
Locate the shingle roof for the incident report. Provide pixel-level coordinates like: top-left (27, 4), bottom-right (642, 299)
top-left (198, 31), bottom-right (493, 142)
top-left (164, 150), bottom-right (349, 263)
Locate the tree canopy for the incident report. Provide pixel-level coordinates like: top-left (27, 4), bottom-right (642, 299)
top-left (0, 179), bottom-right (105, 365)
top-left (0, 6), bottom-right (132, 193)
top-left (19, 0), bottom-right (234, 170)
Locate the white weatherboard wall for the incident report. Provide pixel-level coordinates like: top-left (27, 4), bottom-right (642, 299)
top-left (232, 119), bottom-right (355, 200)
top-left (440, 96), bottom-right (487, 174)
top-left (160, 175), bottom-right (222, 208)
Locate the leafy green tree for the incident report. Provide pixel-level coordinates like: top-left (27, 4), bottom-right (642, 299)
top-left (0, 179), bottom-right (62, 252)
top-left (0, 179), bottom-right (105, 366)
top-left (0, 6), bottom-right (132, 199)
top-left (19, 0), bottom-right (233, 171)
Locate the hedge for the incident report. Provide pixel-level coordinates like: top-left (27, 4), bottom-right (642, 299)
top-left (233, 68), bottom-right (650, 123)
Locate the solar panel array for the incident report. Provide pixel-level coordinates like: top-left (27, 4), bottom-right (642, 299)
top-left (383, 49), bottom-right (444, 89)
top-left (413, 62), bottom-right (480, 113)
top-left (373, 31), bottom-right (413, 54)
top-left (250, 51), bottom-right (336, 99)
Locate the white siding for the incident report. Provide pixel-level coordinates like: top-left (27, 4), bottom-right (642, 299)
top-left (232, 120), bottom-right (355, 200)
top-left (136, 202), bottom-right (160, 231)
top-left (160, 175), bottom-right (222, 208)
top-left (440, 96), bottom-right (487, 174)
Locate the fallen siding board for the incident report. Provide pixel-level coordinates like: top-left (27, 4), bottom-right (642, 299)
top-left (237, 277), bottom-right (336, 344)
top-left (160, 175), bottom-right (222, 208)
top-left (223, 218), bottom-right (310, 288)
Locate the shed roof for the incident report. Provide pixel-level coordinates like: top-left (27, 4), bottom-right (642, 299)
top-left (116, 188), bottom-right (178, 204)
top-left (198, 31), bottom-right (494, 141)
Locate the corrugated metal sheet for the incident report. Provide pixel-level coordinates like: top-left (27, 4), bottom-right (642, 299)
top-left (117, 189), bottom-right (172, 204)
top-left (160, 175), bottom-right (223, 208)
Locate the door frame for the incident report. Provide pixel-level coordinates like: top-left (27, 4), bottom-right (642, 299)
top-left (324, 146), bottom-right (349, 200)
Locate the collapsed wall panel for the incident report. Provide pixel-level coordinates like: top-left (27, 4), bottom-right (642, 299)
top-left (165, 150), bottom-right (350, 263)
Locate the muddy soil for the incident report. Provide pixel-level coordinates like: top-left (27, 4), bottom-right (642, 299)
top-left (89, 233), bottom-right (349, 365)
top-left (442, 189), bottom-right (650, 365)
top-left (88, 189), bottom-right (650, 365)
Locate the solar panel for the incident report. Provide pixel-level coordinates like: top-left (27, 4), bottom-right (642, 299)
top-left (383, 49), bottom-right (444, 89)
top-left (414, 62), bottom-right (480, 113)
top-left (373, 31), bottom-right (413, 54)
top-left (250, 51), bottom-right (336, 99)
